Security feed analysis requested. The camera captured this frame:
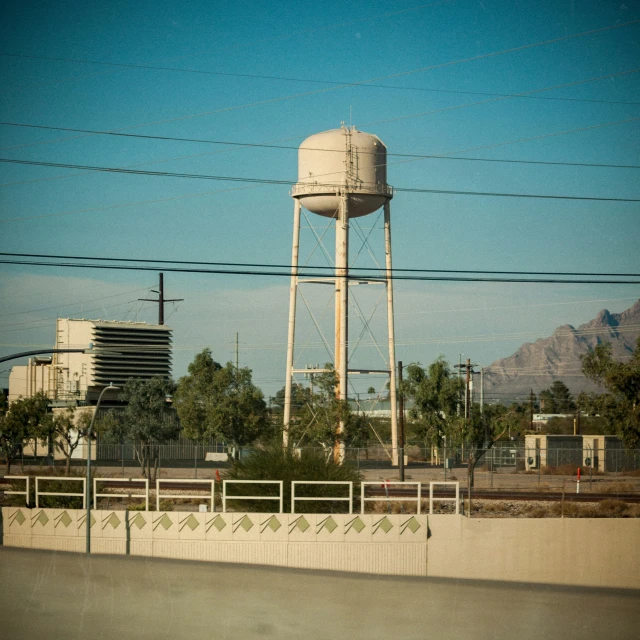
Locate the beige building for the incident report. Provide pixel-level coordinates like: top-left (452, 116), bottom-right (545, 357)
top-left (9, 318), bottom-right (172, 404)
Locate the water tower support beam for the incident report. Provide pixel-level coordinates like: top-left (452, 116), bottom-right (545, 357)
top-left (334, 194), bottom-right (349, 463)
top-left (384, 201), bottom-right (399, 466)
top-left (283, 199), bottom-right (302, 447)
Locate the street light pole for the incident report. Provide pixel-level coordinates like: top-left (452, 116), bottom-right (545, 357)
top-left (398, 361), bottom-right (404, 482)
top-left (86, 382), bottom-right (118, 554)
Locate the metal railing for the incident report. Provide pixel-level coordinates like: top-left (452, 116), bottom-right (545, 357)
top-left (4, 476), bottom-right (29, 507)
top-left (222, 480), bottom-right (284, 514)
top-left (94, 478), bottom-right (149, 511)
top-left (156, 479), bottom-right (214, 513)
top-left (429, 482), bottom-right (460, 515)
top-left (35, 476), bottom-right (86, 508)
top-left (291, 481), bottom-right (353, 514)
top-left (360, 481), bottom-right (422, 514)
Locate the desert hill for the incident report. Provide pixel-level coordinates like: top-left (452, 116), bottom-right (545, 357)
top-left (483, 299), bottom-right (640, 402)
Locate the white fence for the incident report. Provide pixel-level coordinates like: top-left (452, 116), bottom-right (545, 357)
top-left (222, 480), bottom-right (284, 514)
top-left (3, 477), bottom-right (460, 515)
top-left (156, 479), bottom-right (215, 513)
top-left (291, 481), bottom-right (353, 514)
top-left (35, 477), bottom-right (86, 509)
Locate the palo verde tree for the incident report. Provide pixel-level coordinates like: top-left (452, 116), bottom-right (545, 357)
top-left (453, 403), bottom-right (516, 487)
top-left (0, 391), bottom-right (50, 474)
top-left (174, 349), bottom-right (270, 456)
top-left (287, 364), bottom-right (369, 454)
top-left (578, 337), bottom-right (640, 448)
top-left (101, 377), bottom-right (178, 480)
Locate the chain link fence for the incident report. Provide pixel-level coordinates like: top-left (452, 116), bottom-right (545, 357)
top-left (2, 441), bottom-right (639, 491)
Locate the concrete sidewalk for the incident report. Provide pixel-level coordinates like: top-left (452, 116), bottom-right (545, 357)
top-left (1, 548), bottom-right (638, 640)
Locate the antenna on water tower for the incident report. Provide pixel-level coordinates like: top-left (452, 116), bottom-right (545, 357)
top-left (283, 126), bottom-right (398, 464)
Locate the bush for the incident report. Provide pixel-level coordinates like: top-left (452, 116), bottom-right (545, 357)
top-left (223, 444), bottom-right (361, 513)
top-left (5, 468), bottom-right (87, 509)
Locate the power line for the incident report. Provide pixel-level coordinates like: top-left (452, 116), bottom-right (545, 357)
top-left (2, 158), bottom-right (638, 203)
top-left (1, 258), bottom-right (638, 284)
top-left (2, 19), bottom-right (637, 154)
top-left (1, 252), bottom-right (638, 278)
top-left (2, 121), bottom-right (639, 171)
top-left (2, 53), bottom-right (638, 106)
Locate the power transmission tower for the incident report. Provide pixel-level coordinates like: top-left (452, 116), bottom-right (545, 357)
top-left (139, 273), bottom-right (184, 325)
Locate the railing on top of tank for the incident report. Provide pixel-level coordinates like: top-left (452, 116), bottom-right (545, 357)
top-left (291, 182), bottom-right (393, 198)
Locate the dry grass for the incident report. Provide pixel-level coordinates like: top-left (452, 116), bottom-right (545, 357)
top-left (522, 499), bottom-right (640, 518)
top-left (599, 482), bottom-right (635, 494)
top-left (541, 464), bottom-right (585, 476)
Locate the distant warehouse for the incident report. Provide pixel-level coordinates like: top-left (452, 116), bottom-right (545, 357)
top-left (9, 318), bottom-right (172, 404)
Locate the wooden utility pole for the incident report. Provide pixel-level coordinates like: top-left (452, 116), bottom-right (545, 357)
top-left (530, 390), bottom-right (535, 431)
top-left (139, 273), bottom-right (184, 325)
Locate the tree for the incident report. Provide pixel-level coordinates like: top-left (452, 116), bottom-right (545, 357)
top-left (403, 358), bottom-right (462, 446)
top-left (48, 406), bottom-right (94, 476)
top-left (0, 392), bottom-right (50, 474)
top-left (287, 364), bottom-right (369, 453)
top-left (456, 403), bottom-right (514, 487)
top-left (403, 358), bottom-right (512, 486)
top-left (224, 443), bottom-right (361, 513)
top-left (579, 337), bottom-right (640, 448)
top-left (174, 349), bottom-right (270, 455)
top-left (100, 377), bottom-right (178, 480)
top-left (539, 380), bottom-right (576, 413)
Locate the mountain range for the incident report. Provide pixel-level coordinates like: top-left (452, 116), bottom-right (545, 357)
top-left (483, 299), bottom-right (640, 403)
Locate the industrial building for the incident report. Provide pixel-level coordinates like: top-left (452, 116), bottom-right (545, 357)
top-left (9, 318), bottom-right (172, 404)
top-left (524, 434), bottom-right (639, 472)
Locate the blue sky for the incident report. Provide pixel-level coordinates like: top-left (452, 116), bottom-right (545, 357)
top-left (1, 0), bottom-right (639, 398)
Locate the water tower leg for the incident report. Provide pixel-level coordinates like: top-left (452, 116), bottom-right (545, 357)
top-left (334, 195), bottom-right (349, 464)
top-left (283, 199), bottom-right (302, 447)
top-left (384, 201), bottom-right (399, 466)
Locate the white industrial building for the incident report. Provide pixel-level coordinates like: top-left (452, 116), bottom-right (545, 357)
top-left (9, 318), bottom-right (172, 404)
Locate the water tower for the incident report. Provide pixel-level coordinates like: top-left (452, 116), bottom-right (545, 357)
top-left (283, 125), bottom-right (399, 463)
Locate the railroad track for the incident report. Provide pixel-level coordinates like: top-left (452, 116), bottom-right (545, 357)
top-left (2, 478), bottom-right (638, 504)
top-left (366, 487), bottom-right (640, 503)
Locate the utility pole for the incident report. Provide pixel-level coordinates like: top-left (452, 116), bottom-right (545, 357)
top-left (457, 354), bottom-right (462, 416)
top-left (235, 332), bottom-right (239, 370)
top-left (455, 359), bottom-right (478, 420)
top-left (139, 273), bottom-right (183, 325)
top-left (398, 360), bottom-right (405, 482)
top-left (530, 390), bottom-right (535, 431)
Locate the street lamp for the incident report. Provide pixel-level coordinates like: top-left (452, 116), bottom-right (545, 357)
top-left (86, 382), bottom-right (118, 554)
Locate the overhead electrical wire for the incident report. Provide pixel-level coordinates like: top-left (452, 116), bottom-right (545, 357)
top-left (2, 120), bottom-right (639, 171)
top-left (2, 19), bottom-right (637, 154)
top-left (2, 19), bottom-right (637, 93)
top-left (1, 113), bottom-right (638, 198)
top-left (2, 53), bottom-right (637, 106)
top-left (1, 252), bottom-right (638, 278)
top-left (1, 258), bottom-right (638, 284)
top-left (1, 157), bottom-right (638, 203)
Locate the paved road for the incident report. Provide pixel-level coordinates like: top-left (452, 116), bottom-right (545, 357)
top-left (1, 548), bottom-right (638, 639)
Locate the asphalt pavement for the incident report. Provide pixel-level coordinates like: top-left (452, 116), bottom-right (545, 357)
top-left (1, 548), bottom-right (638, 640)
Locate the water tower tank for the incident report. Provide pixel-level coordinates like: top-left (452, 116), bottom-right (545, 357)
top-left (291, 126), bottom-right (393, 218)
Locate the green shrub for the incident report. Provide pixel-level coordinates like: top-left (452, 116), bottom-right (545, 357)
top-left (5, 468), bottom-right (86, 509)
top-left (223, 444), bottom-right (361, 513)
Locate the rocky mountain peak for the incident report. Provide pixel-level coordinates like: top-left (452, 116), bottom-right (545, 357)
top-left (483, 299), bottom-right (640, 402)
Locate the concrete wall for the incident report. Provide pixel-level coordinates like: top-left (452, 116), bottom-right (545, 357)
top-left (2, 508), bottom-right (428, 577)
top-left (427, 515), bottom-right (640, 590)
top-left (3, 507), bottom-right (638, 588)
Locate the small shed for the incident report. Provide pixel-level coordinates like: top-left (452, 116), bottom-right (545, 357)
top-left (524, 435), bottom-right (582, 471)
